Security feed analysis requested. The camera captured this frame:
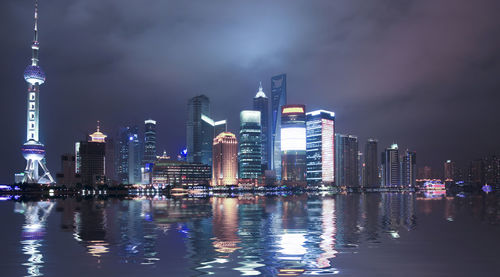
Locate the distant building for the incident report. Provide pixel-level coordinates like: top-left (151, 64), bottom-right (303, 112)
top-left (381, 144), bottom-right (400, 187)
top-left (143, 119), bottom-right (157, 165)
top-left (271, 74), bottom-right (287, 179)
top-left (116, 126), bottom-right (141, 184)
top-left (239, 110), bottom-right (262, 179)
top-left (364, 139), bottom-right (379, 187)
top-left (358, 151), bottom-right (365, 187)
top-left (56, 153), bottom-right (80, 187)
top-left (253, 82), bottom-right (270, 171)
top-left (152, 152), bottom-right (211, 188)
top-left (335, 134), bottom-right (359, 187)
top-left (401, 150), bottom-right (416, 187)
top-left (212, 132), bottom-right (238, 186)
top-left (417, 165), bottom-right (433, 180)
top-left (187, 95), bottom-right (210, 164)
top-left (483, 156), bottom-right (500, 186)
top-left (186, 95), bottom-right (227, 166)
top-left (105, 138), bottom-right (115, 183)
top-left (444, 160), bottom-right (455, 182)
top-left (281, 105), bottom-right (307, 186)
top-left (306, 110), bottom-right (335, 185)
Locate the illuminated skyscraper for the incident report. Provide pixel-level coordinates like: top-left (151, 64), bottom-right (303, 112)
top-left (281, 105), bottom-right (307, 186)
top-left (212, 132), bottom-right (238, 186)
top-left (381, 144), bottom-right (400, 187)
top-left (239, 110), bottom-right (262, 179)
top-left (187, 95), bottom-right (227, 165)
top-left (20, 0), bottom-right (54, 184)
top-left (271, 74), bottom-right (287, 179)
top-left (306, 110), bottom-right (335, 185)
top-left (364, 139), bottom-right (379, 187)
top-left (116, 126), bottom-right (141, 184)
top-left (143, 119), bottom-right (157, 165)
top-left (401, 150), bottom-right (416, 187)
top-left (253, 82), bottom-right (270, 170)
top-left (335, 134), bottom-right (359, 187)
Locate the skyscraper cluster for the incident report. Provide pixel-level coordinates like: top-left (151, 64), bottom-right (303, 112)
top-left (16, 2), bottom-right (425, 188)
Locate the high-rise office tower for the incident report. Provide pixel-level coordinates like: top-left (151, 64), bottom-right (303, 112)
top-left (187, 95), bottom-right (210, 164)
top-left (335, 134), bottom-right (359, 187)
top-left (306, 110), bottom-right (335, 185)
top-left (76, 124), bottom-right (107, 186)
top-left (281, 105), bottom-right (307, 186)
top-left (116, 126), bottom-right (141, 184)
top-left (239, 110), bottom-right (262, 179)
top-left (20, 1), bottom-right (54, 184)
top-left (212, 132), bottom-right (238, 186)
top-left (271, 74), bottom-right (287, 179)
top-left (358, 151), bottom-right (365, 187)
top-left (381, 144), bottom-right (400, 187)
top-left (401, 150), bottom-right (416, 187)
top-left (443, 160), bottom-right (455, 182)
top-left (128, 126), bottom-right (141, 184)
top-left (55, 154), bottom-right (80, 186)
top-left (186, 95), bottom-right (227, 165)
top-left (253, 82), bottom-right (270, 171)
top-left (143, 119), bottom-right (157, 165)
top-left (105, 137), bottom-right (115, 182)
top-left (364, 139), bottom-right (379, 187)
top-left (117, 127), bottom-right (130, 183)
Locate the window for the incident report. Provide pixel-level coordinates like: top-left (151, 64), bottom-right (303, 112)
top-left (30, 93), bottom-right (35, 100)
top-left (30, 103), bottom-right (35, 110)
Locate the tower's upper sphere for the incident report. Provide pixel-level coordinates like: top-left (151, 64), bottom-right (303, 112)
top-left (24, 65), bottom-right (46, 85)
top-left (22, 140), bottom-right (46, 161)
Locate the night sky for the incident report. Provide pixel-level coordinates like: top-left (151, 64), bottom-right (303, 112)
top-left (1, 0), bottom-right (500, 183)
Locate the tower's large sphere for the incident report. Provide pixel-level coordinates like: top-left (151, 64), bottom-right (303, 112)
top-left (22, 141), bottom-right (46, 161)
top-left (24, 65), bottom-right (46, 85)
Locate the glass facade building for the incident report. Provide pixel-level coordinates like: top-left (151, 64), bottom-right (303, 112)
top-left (143, 119), bottom-right (157, 165)
top-left (239, 110), bottom-right (262, 179)
top-left (306, 110), bottom-right (335, 185)
top-left (281, 105), bottom-right (307, 186)
top-left (364, 138), bottom-right (379, 187)
top-left (116, 126), bottom-right (141, 184)
top-left (186, 95), bottom-right (227, 166)
top-left (381, 144), bottom-right (400, 187)
top-left (271, 74), bottom-right (287, 179)
top-left (401, 150), bottom-right (416, 187)
top-left (335, 134), bottom-right (359, 187)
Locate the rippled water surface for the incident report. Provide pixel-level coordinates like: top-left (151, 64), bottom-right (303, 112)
top-left (1, 192), bottom-right (500, 276)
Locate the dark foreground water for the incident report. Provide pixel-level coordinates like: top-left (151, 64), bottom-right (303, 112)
top-left (1, 192), bottom-right (499, 276)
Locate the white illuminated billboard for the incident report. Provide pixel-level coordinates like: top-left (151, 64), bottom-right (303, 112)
top-left (281, 127), bottom-right (306, 151)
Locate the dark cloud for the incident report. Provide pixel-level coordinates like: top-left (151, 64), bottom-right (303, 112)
top-left (1, 0), bottom-right (500, 182)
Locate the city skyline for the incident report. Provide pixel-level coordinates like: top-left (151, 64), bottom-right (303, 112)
top-left (2, 0), bottom-right (500, 182)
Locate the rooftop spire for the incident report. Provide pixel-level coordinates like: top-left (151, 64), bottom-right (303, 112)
top-left (31, 0), bottom-right (40, 66)
top-left (255, 81), bottom-right (267, 98)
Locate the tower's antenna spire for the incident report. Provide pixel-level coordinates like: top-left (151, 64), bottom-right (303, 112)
top-left (97, 120), bottom-right (101, 132)
top-left (31, 0), bottom-right (40, 66)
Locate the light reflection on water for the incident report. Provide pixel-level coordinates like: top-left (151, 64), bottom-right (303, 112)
top-left (4, 192), bottom-right (500, 276)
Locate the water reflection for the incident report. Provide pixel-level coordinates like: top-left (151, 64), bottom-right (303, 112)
top-left (15, 201), bottom-right (54, 276)
top-left (7, 192), bottom-right (500, 276)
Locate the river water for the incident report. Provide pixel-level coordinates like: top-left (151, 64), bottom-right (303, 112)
top-left (1, 192), bottom-right (499, 276)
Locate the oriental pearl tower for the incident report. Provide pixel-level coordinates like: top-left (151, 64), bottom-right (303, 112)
top-left (21, 0), bottom-right (54, 184)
